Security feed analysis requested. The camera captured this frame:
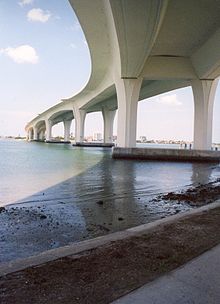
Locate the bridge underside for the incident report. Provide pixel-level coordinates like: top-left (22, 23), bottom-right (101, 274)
top-left (26, 0), bottom-right (220, 152)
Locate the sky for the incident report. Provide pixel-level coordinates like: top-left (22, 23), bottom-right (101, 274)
top-left (0, 0), bottom-right (219, 142)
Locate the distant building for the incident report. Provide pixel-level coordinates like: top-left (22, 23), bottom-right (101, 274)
top-left (93, 133), bottom-right (102, 141)
top-left (84, 135), bottom-right (93, 142)
top-left (140, 136), bottom-right (147, 142)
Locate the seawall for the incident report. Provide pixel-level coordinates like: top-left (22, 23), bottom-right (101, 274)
top-left (112, 147), bottom-right (220, 162)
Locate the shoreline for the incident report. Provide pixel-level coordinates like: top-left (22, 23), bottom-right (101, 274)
top-left (1, 177), bottom-right (220, 263)
top-left (1, 201), bottom-right (220, 303)
top-left (0, 200), bottom-right (219, 277)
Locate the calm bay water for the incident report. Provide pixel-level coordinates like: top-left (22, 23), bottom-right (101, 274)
top-left (0, 139), bottom-right (219, 207)
top-left (0, 139), bottom-right (103, 206)
top-left (0, 139), bottom-right (220, 262)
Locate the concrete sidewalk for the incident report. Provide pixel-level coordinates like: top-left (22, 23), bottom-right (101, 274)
top-left (112, 244), bottom-right (220, 304)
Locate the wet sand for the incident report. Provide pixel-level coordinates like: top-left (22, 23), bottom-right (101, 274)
top-left (152, 178), bottom-right (220, 206)
top-left (1, 175), bottom-right (220, 263)
top-left (0, 189), bottom-right (190, 263)
top-left (1, 205), bottom-right (220, 304)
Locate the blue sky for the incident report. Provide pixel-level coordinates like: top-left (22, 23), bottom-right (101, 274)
top-left (0, 0), bottom-right (219, 142)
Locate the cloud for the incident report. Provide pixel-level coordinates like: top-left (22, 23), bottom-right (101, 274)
top-left (156, 94), bottom-right (182, 106)
top-left (70, 22), bottom-right (81, 31)
top-left (27, 8), bottom-right (51, 23)
top-left (0, 45), bottom-right (39, 64)
top-left (18, 0), bottom-right (33, 6)
top-left (70, 43), bottom-right (77, 49)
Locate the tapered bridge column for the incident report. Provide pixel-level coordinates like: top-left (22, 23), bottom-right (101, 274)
top-left (192, 79), bottom-right (218, 150)
top-left (33, 127), bottom-right (38, 141)
top-left (39, 129), bottom-right (45, 141)
top-left (102, 108), bottom-right (116, 143)
top-left (73, 107), bottom-right (86, 143)
top-left (45, 119), bottom-right (52, 141)
top-left (115, 77), bottom-right (142, 147)
top-left (28, 128), bottom-right (33, 141)
top-left (63, 120), bottom-right (72, 142)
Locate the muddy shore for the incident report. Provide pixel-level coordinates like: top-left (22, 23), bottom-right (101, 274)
top-left (1, 205), bottom-right (220, 304)
top-left (1, 178), bottom-right (220, 263)
top-left (152, 178), bottom-right (220, 206)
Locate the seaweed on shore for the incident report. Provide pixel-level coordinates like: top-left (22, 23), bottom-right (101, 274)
top-left (152, 178), bottom-right (220, 206)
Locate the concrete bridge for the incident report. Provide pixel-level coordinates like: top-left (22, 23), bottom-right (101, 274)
top-left (26, 0), bottom-right (220, 151)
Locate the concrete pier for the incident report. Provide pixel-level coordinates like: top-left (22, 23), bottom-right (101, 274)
top-left (73, 142), bottom-right (114, 148)
top-left (45, 140), bottom-right (71, 144)
top-left (112, 147), bottom-right (220, 162)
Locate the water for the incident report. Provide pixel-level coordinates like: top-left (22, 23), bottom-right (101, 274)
top-left (0, 139), bottom-right (103, 206)
top-left (0, 139), bottom-right (220, 262)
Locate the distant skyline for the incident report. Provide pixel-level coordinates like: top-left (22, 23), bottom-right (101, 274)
top-left (0, 0), bottom-right (219, 142)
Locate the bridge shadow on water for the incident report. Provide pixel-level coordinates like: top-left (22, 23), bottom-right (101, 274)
top-left (0, 148), bottom-right (219, 263)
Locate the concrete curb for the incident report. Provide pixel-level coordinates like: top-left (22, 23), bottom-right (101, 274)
top-left (1, 200), bottom-right (220, 277)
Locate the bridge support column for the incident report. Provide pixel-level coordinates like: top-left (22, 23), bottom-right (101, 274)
top-left (33, 127), bottom-right (38, 141)
top-left (28, 129), bottom-right (33, 141)
top-left (192, 79), bottom-right (218, 150)
top-left (39, 129), bottom-right (45, 141)
top-left (63, 120), bottom-right (72, 142)
top-left (115, 77), bottom-right (142, 147)
top-left (102, 108), bottom-right (116, 143)
top-left (45, 119), bottom-right (52, 141)
top-left (73, 107), bottom-right (86, 143)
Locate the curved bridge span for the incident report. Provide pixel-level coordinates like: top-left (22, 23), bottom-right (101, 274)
top-left (26, 0), bottom-right (220, 150)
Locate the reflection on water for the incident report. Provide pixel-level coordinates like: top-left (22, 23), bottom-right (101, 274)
top-left (191, 162), bottom-right (216, 185)
top-left (0, 140), bottom-right (103, 205)
top-left (0, 140), bottom-right (219, 262)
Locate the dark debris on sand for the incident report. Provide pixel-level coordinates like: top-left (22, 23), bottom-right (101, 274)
top-left (152, 178), bottom-right (220, 206)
